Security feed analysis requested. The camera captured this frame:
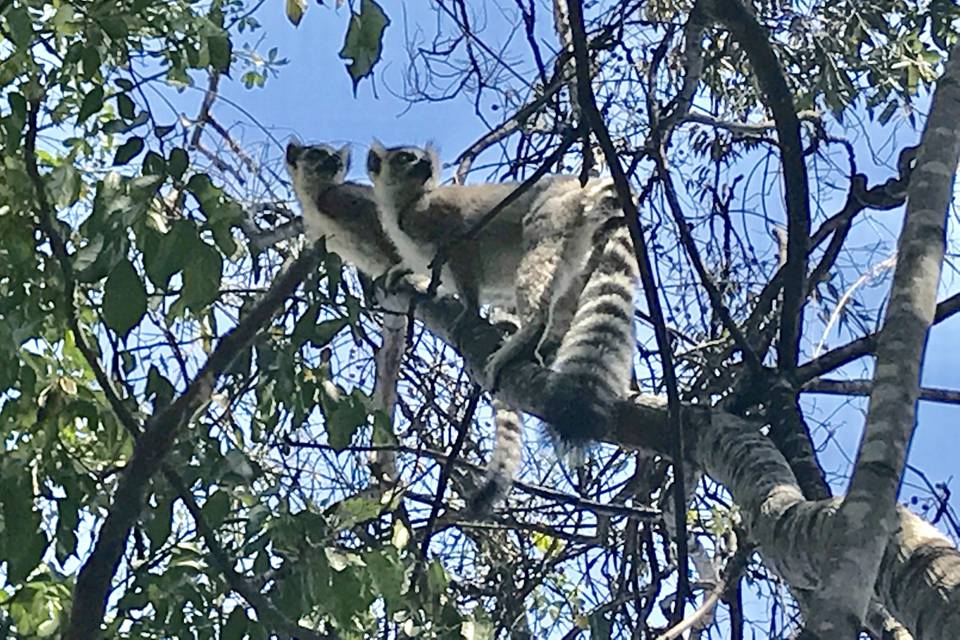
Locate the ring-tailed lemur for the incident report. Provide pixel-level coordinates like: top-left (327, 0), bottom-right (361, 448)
top-left (285, 140), bottom-right (400, 277)
top-left (366, 142), bottom-right (639, 511)
top-left (286, 141), bottom-right (525, 508)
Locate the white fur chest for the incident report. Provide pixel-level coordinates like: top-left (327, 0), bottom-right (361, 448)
top-left (373, 188), bottom-right (435, 275)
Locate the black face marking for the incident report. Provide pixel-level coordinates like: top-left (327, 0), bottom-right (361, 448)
top-left (411, 158), bottom-right (433, 182)
top-left (285, 142), bottom-right (301, 167)
top-left (394, 151), bottom-right (417, 164)
top-left (304, 147), bottom-right (331, 164)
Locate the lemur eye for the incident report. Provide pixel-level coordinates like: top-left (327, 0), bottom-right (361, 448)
top-left (395, 151), bottom-right (416, 164)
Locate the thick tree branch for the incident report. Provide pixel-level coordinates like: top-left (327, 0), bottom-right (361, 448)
top-left (398, 282), bottom-right (960, 639)
top-left (27, 97), bottom-right (329, 639)
top-left (703, 0), bottom-right (811, 372)
top-left (808, 42), bottom-right (960, 636)
top-left (29, 110), bottom-right (328, 640)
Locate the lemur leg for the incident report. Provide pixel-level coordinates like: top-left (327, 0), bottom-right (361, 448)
top-left (481, 238), bottom-right (557, 389)
top-left (482, 186), bottom-right (585, 389)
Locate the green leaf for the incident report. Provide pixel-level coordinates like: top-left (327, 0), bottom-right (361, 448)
top-left (167, 147), bottom-right (188, 179)
top-left (286, 0), bottom-right (307, 26)
top-left (208, 34), bottom-right (232, 73)
top-left (338, 0), bottom-right (390, 93)
top-left (103, 258), bottom-right (147, 337)
top-left (201, 490), bottom-right (230, 527)
top-left (145, 495), bottom-right (174, 550)
top-left (81, 46), bottom-right (101, 80)
top-left (145, 365), bottom-right (175, 407)
top-left (0, 468), bottom-right (48, 583)
top-left (5, 6), bottom-right (33, 50)
top-left (363, 549), bottom-right (405, 612)
top-left (154, 123), bottom-right (175, 139)
top-left (142, 151), bottom-right (165, 176)
top-left (142, 222), bottom-right (194, 289)
top-left (223, 607), bottom-right (250, 639)
top-left (180, 242), bottom-right (222, 312)
top-left (292, 302), bottom-right (320, 348)
top-left (325, 391), bottom-right (368, 451)
top-left (117, 93), bottom-right (135, 120)
top-left (313, 318), bottom-right (348, 348)
top-left (113, 136), bottom-right (144, 165)
top-left (77, 86), bottom-right (105, 123)
top-left (100, 16), bottom-right (128, 40)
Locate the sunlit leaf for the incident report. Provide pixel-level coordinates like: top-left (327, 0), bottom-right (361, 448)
top-left (286, 0), bottom-right (307, 26)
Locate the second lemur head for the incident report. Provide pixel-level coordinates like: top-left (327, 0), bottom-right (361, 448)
top-left (285, 140), bottom-right (350, 191)
top-left (366, 140), bottom-right (440, 202)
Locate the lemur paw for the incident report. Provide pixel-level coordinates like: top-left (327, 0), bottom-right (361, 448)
top-left (373, 266), bottom-right (433, 304)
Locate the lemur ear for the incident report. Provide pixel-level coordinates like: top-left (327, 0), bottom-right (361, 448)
top-left (337, 145), bottom-right (352, 172)
top-left (367, 139), bottom-right (386, 177)
top-left (424, 141), bottom-right (441, 182)
top-left (285, 136), bottom-right (303, 167)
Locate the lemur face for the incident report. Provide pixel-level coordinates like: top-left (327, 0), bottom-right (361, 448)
top-left (285, 141), bottom-right (350, 185)
top-left (367, 141), bottom-right (439, 190)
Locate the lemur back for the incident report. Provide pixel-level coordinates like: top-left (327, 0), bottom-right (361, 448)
top-left (366, 142), bottom-right (639, 512)
top-left (366, 141), bottom-right (578, 310)
top-left (285, 141), bottom-right (399, 277)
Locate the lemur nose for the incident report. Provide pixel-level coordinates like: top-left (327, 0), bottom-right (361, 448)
top-left (412, 158), bottom-right (432, 181)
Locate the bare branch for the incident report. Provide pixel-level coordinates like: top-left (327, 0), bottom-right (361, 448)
top-left (554, 0), bottom-right (691, 621)
top-left (803, 378), bottom-right (960, 406)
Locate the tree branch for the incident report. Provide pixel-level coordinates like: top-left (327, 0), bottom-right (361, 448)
top-left (808, 41), bottom-right (960, 635)
top-left (803, 378), bottom-right (960, 406)
top-left (64, 245), bottom-right (321, 638)
top-left (703, 0), bottom-right (811, 372)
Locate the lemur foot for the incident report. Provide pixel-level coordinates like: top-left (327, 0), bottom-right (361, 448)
top-left (373, 266), bottom-right (431, 305)
top-left (482, 345), bottom-right (515, 392)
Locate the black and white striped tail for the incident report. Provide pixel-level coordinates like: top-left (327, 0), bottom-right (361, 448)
top-left (468, 400), bottom-right (524, 514)
top-left (546, 191), bottom-right (639, 444)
